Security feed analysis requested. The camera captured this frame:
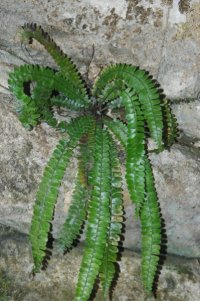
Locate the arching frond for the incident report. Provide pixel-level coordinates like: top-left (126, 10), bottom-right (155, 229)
top-left (19, 23), bottom-right (88, 102)
top-left (8, 64), bottom-right (89, 128)
top-left (8, 64), bottom-right (55, 128)
top-left (93, 64), bottom-right (163, 150)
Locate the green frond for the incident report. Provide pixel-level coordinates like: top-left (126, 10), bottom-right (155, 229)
top-left (121, 89), bottom-right (146, 214)
top-left (8, 64), bottom-right (55, 128)
top-left (99, 137), bottom-right (123, 300)
top-left (93, 64), bottom-right (163, 149)
top-left (30, 116), bottom-right (94, 272)
top-left (64, 115), bottom-right (95, 139)
top-left (50, 95), bottom-right (86, 111)
top-left (58, 133), bottom-right (93, 251)
top-left (74, 126), bottom-right (112, 301)
top-left (140, 156), bottom-right (161, 292)
top-left (103, 116), bottom-right (127, 149)
top-left (162, 99), bottom-right (178, 148)
top-left (8, 64), bottom-right (89, 128)
top-left (30, 138), bottom-right (74, 271)
top-left (58, 178), bottom-right (87, 251)
top-left (19, 23), bottom-right (88, 101)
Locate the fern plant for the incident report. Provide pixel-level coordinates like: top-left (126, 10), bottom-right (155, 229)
top-left (8, 23), bottom-right (178, 300)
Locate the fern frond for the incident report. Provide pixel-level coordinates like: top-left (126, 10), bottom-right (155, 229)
top-left (74, 126), bottom-right (111, 301)
top-left (20, 23), bottom-right (88, 102)
top-left (8, 64), bottom-right (55, 127)
top-left (140, 156), bottom-right (161, 292)
top-left (50, 95), bottom-right (86, 111)
top-left (58, 132), bottom-right (94, 251)
top-left (120, 89), bottom-right (146, 214)
top-left (30, 116), bottom-right (94, 271)
top-left (30, 138), bottom-right (74, 271)
top-left (103, 116), bottom-right (127, 149)
top-left (8, 64), bottom-right (89, 126)
top-left (99, 137), bottom-right (123, 300)
top-left (58, 178), bottom-right (87, 251)
top-left (93, 64), bottom-right (163, 149)
top-left (162, 99), bottom-right (178, 148)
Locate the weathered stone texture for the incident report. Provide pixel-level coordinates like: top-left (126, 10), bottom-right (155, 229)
top-left (0, 226), bottom-right (199, 301)
top-left (0, 0), bottom-right (200, 98)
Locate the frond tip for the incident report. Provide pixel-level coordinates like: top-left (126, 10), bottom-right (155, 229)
top-left (140, 156), bottom-right (161, 292)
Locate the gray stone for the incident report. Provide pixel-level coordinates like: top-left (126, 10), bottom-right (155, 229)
top-left (0, 93), bottom-right (77, 235)
top-left (0, 0), bottom-right (200, 99)
top-left (124, 143), bottom-right (200, 258)
top-left (173, 100), bottom-right (200, 141)
top-left (0, 225), bottom-right (199, 301)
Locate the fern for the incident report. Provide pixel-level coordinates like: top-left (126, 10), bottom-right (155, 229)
top-left (8, 23), bottom-right (178, 300)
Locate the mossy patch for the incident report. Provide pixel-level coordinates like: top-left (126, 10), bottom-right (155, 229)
top-left (0, 270), bottom-right (25, 301)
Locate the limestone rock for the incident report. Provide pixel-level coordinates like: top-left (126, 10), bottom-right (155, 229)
top-left (0, 225), bottom-right (199, 301)
top-left (0, 0), bottom-right (200, 99)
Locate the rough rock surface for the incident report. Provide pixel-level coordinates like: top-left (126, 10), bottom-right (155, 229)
top-left (0, 225), bottom-right (199, 301)
top-left (0, 0), bottom-right (200, 99)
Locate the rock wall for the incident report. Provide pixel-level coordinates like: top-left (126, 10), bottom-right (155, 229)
top-left (0, 0), bottom-right (200, 300)
top-left (0, 225), bottom-right (199, 301)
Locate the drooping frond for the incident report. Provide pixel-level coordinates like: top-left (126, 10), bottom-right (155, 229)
top-left (140, 156), bottom-right (161, 292)
top-left (58, 178), bottom-right (87, 251)
top-left (74, 125), bottom-right (112, 301)
top-left (30, 116), bottom-right (94, 272)
top-left (99, 137), bottom-right (123, 300)
top-left (30, 138), bottom-right (74, 271)
top-left (19, 23), bottom-right (88, 102)
top-left (93, 64), bottom-right (163, 150)
top-left (103, 116), bottom-right (127, 149)
top-left (120, 89), bottom-right (146, 214)
top-left (58, 132), bottom-right (94, 251)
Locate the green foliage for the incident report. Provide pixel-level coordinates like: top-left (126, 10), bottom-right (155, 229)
top-left (8, 23), bottom-right (178, 300)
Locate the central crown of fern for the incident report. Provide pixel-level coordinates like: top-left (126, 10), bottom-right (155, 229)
top-left (8, 24), bottom-right (177, 301)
